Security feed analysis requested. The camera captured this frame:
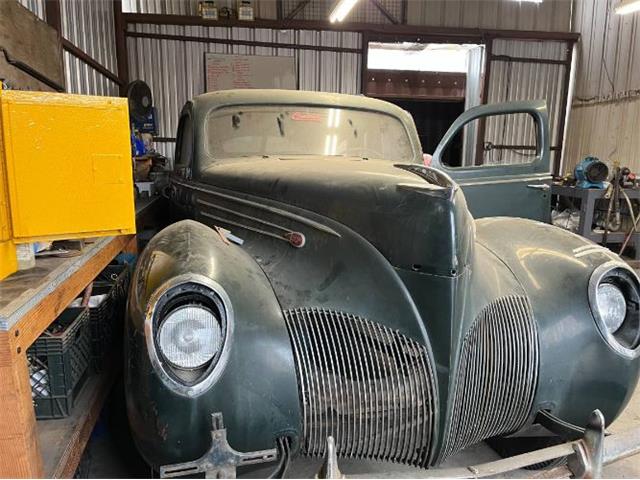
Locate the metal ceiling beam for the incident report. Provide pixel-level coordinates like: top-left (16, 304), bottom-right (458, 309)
top-left (61, 39), bottom-right (122, 85)
top-left (285, 0), bottom-right (311, 20)
top-left (369, 0), bottom-right (399, 25)
top-left (121, 13), bottom-right (581, 43)
top-left (125, 30), bottom-right (361, 53)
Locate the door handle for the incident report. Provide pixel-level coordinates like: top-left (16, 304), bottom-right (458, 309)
top-left (527, 184), bottom-right (551, 192)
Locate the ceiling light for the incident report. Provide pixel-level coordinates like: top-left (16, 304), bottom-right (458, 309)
top-left (615, 0), bottom-right (640, 14)
top-left (512, 0), bottom-right (543, 3)
top-left (329, 0), bottom-right (359, 22)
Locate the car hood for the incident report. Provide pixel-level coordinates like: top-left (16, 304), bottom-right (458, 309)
top-left (199, 157), bottom-right (474, 276)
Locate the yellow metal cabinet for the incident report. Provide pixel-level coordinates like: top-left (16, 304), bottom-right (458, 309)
top-left (0, 94), bottom-right (17, 280)
top-left (0, 87), bottom-right (136, 280)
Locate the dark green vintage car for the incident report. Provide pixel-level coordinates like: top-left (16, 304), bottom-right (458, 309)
top-left (125, 90), bottom-right (640, 478)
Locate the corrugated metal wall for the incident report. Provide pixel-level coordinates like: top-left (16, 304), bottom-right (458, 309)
top-left (62, 51), bottom-right (119, 96)
top-left (280, 0), bottom-right (400, 24)
top-left (407, 0), bottom-right (572, 31)
top-left (564, 0), bottom-right (640, 175)
top-left (122, 0), bottom-right (398, 23)
top-left (484, 39), bottom-right (567, 165)
top-left (566, 98), bottom-right (640, 175)
top-left (17, 0), bottom-right (46, 21)
top-left (123, 0), bottom-right (278, 19)
top-left (13, 0), bottom-right (119, 96)
top-left (122, 0), bottom-right (573, 31)
top-left (127, 23), bottom-right (361, 159)
top-left (61, 0), bottom-right (118, 77)
top-left (60, 0), bottom-right (120, 96)
top-left (572, 0), bottom-right (640, 100)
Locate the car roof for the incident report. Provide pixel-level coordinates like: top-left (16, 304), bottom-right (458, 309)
top-left (191, 89), bottom-right (411, 120)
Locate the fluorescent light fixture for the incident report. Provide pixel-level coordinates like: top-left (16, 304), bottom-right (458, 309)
top-left (615, 0), bottom-right (640, 14)
top-left (329, 0), bottom-right (359, 22)
top-left (512, 0), bottom-right (543, 3)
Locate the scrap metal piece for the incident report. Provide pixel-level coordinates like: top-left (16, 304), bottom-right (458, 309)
top-left (317, 437), bottom-right (343, 479)
top-left (160, 413), bottom-right (277, 479)
top-left (567, 410), bottom-right (605, 479)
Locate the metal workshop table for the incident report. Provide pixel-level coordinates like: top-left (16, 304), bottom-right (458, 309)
top-left (551, 185), bottom-right (640, 260)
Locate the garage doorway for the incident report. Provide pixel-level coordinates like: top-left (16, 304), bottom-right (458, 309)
top-left (363, 41), bottom-right (485, 166)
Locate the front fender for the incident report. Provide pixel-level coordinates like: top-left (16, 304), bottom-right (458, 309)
top-left (125, 220), bottom-right (301, 469)
top-left (476, 217), bottom-right (640, 427)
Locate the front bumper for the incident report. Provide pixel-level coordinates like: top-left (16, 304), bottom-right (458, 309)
top-left (160, 410), bottom-right (640, 479)
top-left (345, 410), bottom-right (640, 479)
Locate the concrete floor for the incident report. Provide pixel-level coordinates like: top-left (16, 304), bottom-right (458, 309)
top-left (82, 376), bottom-right (640, 478)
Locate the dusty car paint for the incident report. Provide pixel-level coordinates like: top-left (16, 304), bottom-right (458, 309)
top-left (125, 90), bottom-right (640, 472)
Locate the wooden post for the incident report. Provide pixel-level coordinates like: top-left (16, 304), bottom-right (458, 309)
top-left (44, 0), bottom-right (62, 35)
top-left (0, 332), bottom-right (43, 477)
top-left (113, 0), bottom-right (129, 96)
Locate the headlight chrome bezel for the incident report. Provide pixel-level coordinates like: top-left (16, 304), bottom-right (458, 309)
top-left (588, 261), bottom-right (640, 359)
top-left (144, 274), bottom-right (234, 397)
top-left (157, 304), bottom-right (223, 370)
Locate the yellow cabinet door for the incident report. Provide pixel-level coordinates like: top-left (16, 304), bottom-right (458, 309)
top-left (0, 90), bottom-right (136, 242)
top-left (0, 95), bottom-right (17, 279)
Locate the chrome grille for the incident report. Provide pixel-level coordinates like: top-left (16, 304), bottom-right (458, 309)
top-left (284, 308), bottom-right (437, 467)
top-left (439, 295), bottom-right (539, 461)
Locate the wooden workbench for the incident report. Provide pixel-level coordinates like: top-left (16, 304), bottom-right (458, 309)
top-left (0, 234), bottom-right (134, 478)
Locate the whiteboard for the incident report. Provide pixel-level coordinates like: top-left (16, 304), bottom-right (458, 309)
top-left (205, 53), bottom-right (296, 91)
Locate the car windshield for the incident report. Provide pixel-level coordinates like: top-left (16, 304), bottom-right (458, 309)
top-left (204, 105), bottom-right (415, 164)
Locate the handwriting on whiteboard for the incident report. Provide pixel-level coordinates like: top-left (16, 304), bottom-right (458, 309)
top-left (205, 53), bottom-right (296, 91)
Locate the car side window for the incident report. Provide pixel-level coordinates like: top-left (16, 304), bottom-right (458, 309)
top-left (174, 113), bottom-right (194, 178)
top-left (440, 112), bottom-right (539, 168)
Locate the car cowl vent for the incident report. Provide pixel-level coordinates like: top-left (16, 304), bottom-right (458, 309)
top-left (438, 295), bottom-right (539, 462)
top-left (283, 308), bottom-right (437, 468)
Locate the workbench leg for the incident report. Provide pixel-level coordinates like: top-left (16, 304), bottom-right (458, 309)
top-left (123, 234), bottom-right (138, 255)
top-left (0, 332), bottom-right (43, 477)
top-left (579, 190), bottom-right (597, 239)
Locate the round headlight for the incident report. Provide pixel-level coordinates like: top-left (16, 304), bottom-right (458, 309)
top-left (589, 262), bottom-right (640, 359)
top-left (596, 283), bottom-right (627, 333)
top-left (158, 305), bottom-right (223, 369)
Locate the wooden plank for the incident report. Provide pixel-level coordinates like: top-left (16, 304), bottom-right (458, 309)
top-left (37, 360), bottom-right (119, 478)
top-left (0, 237), bottom-right (127, 325)
top-left (0, 235), bottom-right (130, 478)
top-left (0, 0), bottom-right (64, 92)
top-left (7, 235), bottom-right (131, 350)
top-left (0, 332), bottom-right (43, 477)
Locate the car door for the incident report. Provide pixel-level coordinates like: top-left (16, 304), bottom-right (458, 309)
top-left (168, 104), bottom-right (196, 220)
top-left (430, 100), bottom-right (552, 222)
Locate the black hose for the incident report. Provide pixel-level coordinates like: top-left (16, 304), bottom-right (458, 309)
top-left (268, 437), bottom-right (291, 479)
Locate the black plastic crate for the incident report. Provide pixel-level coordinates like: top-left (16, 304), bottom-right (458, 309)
top-left (88, 264), bottom-right (130, 372)
top-left (28, 307), bottom-right (91, 419)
